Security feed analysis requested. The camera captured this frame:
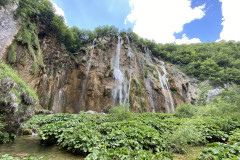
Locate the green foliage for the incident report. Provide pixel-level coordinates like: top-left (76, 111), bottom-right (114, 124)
top-left (94, 25), bottom-right (118, 38)
top-left (7, 42), bottom-right (17, 64)
top-left (174, 103), bottom-right (198, 118)
top-left (0, 0), bottom-right (8, 7)
top-left (141, 39), bottom-right (240, 85)
top-left (0, 115), bottom-right (16, 144)
top-left (108, 104), bottom-right (131, 121)
top-left (197, 142), bottom-right (240, 160)
top-left (196, 83), bottom-right (212, 106)
top-left (21, 86), bottom-right (240, 158)
top-left (86, 148), bottom-right (172, 160)
top-left (229, 129), bottom-right (240, 143)
top-left (32, 60), bottom-right (38, 75)
top-left (162, 124), bottom-right (203, 153)
top-left (0, 63), bottom-right (39, 101)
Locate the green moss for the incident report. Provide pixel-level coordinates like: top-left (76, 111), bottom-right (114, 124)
top-left (7, 42), bottom-right (17, 64)
top-left (22, 50), bottom-right (28, 66)
top-left (32, 60), bottom-right (38, 75)
top-left (22, 29), bottom-right (32, 45)
top-left (11, 88), bottom-right (21, 103)
top-left (0, 63), bottom-right (39, 102)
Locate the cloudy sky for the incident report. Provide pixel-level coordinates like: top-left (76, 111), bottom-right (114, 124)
top-left (51, 0), bottom-right (240, 44)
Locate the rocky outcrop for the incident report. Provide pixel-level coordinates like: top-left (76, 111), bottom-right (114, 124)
top-left (0, 6), bottom-right (201, 114)
top-left (168, 64), bottom-right (199, 104)
top-left (0, 1), bottom-right (20, 60)
top-left (2, 29), bottom-right (202, 113)
top-left (0, 78), bottom-right (36, 134)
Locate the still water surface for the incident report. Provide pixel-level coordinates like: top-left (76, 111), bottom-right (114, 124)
top-left (0, 135), bottom-right (84, 160)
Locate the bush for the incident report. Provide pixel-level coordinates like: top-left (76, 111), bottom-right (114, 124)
top-left (174, 103), bottom-right (198, 118)
top-left (162, 123), bottom-right (203, 153)
top-left (108, 104), bottom-right (131, 121)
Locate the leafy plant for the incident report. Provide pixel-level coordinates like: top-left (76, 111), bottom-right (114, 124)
top-left (108, 104), bottom-right (131, 121)
top-left (197, 142), bottom-right (240, 160)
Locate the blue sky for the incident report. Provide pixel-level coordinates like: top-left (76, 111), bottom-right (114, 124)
top-left (51, 0), bottom-right (240, 44)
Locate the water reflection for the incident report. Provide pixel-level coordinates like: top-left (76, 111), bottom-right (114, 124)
top-left (0, 135), bottom-right (84, 160)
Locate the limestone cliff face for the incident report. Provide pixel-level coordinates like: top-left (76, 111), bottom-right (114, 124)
top-left (0, 5), bottom-right (199, 113)
top-left (3, 30), bottom-right (200, 113)
top-left (0, 1), bottom-right (20, 60)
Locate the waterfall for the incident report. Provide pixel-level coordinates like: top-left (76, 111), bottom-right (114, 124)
top-left (157, 61), bottom-right (175, 112)
top-left (126, 33), bottom-right (133, 59)
top-left (55, 88), bottom-right (63, 113)
top-left (112, 36), bottom-right (130, 108)
top-left (155, 61), bottom-right (175, 113)
top-left (123, 33), bottom-right (133, 110)
top-left (144, 49), bottom-right (174, 113)
top-left (78, 40), bottom-right (95, 112)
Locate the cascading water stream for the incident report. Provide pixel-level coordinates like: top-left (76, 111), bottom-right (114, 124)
top-left (157, 61), bottom-right (175, 112)
top-left (55, 88), bottom-right (63, 113)
top-left (112, 36), bottom-right (130, 108)
top-left (78, 40), bottom-right (95, 112)
top-left (123, 33), bottom-right (133, 110)
top-left (144, 49), bottom-right (174, 113)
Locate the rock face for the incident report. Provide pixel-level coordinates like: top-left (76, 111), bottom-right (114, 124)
top-left (168, 64), bottom-right (199, 104)
top-left (0, 5), bottom-right (200, 113)
top-left (0, 1), bottom-right (20, 60)
top-left (3, 31), bottom-right (200, 113)
top-left (0, 78), bottom-right (36, 134)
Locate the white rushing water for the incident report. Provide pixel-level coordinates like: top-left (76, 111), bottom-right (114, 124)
top-left (112, 36), bottom-right (131, 109)
top-left (156, 61), bottom-right (175, 113)
top-left (145, 49), bottom-right (174, 113)
top-left (78, 40), bottom-right (95, 112)
top-left (55, 88), bottom-right (63, 113)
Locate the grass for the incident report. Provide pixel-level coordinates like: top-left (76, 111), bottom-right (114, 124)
top-left (0, 62), bottom-right (39, 102)
top-left (174, 146), bottom-right (204, 160)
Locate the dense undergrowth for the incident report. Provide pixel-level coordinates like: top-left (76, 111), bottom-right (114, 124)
top-left (20, 86), bottom-right (240, 160)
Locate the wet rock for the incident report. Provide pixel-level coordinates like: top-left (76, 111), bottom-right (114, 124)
top-left (0, 78), bottom-right (36, 134)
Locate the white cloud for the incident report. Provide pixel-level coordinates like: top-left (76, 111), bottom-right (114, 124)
top-left (50, 0), bottom-right (67, 23)
top-left (175, 34), bottom-right (201, 44)
top-left (218, 0), bottom-right (240, 42)
top-left (126, 0), bottom-right (205, 44)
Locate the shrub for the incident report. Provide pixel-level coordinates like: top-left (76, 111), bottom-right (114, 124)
top-left (162, 123), bottom-right (203, 153)
top-left (109, 104), bottom-right (131, 121)
top-left (174, 103), bottom-right (198, 118)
